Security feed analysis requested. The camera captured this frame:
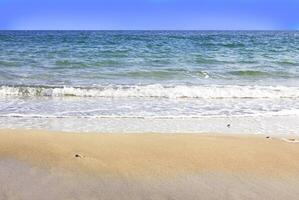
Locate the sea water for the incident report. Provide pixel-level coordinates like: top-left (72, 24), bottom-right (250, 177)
top-left (0, 31), bottom-right (298, 134)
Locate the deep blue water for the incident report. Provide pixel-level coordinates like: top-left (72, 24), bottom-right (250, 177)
top-left (1, 31), bottom-right (299, 87)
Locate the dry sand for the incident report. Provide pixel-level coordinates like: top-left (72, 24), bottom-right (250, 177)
top-left (0, 129), bottom-right (299, 200)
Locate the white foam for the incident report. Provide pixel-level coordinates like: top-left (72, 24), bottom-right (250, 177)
top-left (1, 115), bottom-right (299, 135)
top-left (0, 84), bottom-right (299, 99)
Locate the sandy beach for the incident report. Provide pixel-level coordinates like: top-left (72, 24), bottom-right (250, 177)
top-left (0, 129), bottom-right (298, 199)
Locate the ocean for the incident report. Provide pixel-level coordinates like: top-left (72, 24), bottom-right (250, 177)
top-left (0, 31), bottom-right (299, 134)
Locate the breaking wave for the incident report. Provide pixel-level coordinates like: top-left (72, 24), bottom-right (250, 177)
top-left (0, 84), bottom-right (299, 99)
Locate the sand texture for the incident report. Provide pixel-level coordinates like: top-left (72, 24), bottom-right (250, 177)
top-left (0, 129), bottom-right (299, 200)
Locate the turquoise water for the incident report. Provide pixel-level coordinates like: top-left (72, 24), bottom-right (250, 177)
top-left (1, 31), bottom-right (299, 86)
top-left (0, 31), bottom-right (299, 134)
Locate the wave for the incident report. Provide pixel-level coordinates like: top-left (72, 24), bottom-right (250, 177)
top-left (1, 108), bottom-right (299, 119)
top-left (0, 84), bottom-right (299, 99)
top-left (229, 70), bottom-right (270, 77)
top-left (228, 70), bottom-right (298, 78)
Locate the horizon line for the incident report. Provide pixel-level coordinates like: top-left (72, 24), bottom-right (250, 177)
top-left (1, 29), bottom-right (299, 31)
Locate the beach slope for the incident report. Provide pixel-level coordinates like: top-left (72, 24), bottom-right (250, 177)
top-left (0, 129), bottom-right (299, 200)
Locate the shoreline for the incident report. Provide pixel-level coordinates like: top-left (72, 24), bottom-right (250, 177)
top-left (1, 115), bottom-right (299, 135)
top-left (1, 129), bottom-right (299, 199)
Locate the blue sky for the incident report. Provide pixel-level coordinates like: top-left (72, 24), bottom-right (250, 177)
top-left (0, 0), bottom-right (298, 30)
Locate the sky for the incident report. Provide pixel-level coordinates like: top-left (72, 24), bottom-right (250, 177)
top-left (0, 0), bottom-right (298, 30)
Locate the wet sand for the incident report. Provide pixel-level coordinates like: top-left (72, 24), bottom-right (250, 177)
top-left (0, 129), bottom-right (299, 199)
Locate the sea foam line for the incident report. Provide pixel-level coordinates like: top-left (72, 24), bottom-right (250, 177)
top-left (1, 109), bottom-right (299, 119)
top-left (0, 84), bottom-right (299, 99)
